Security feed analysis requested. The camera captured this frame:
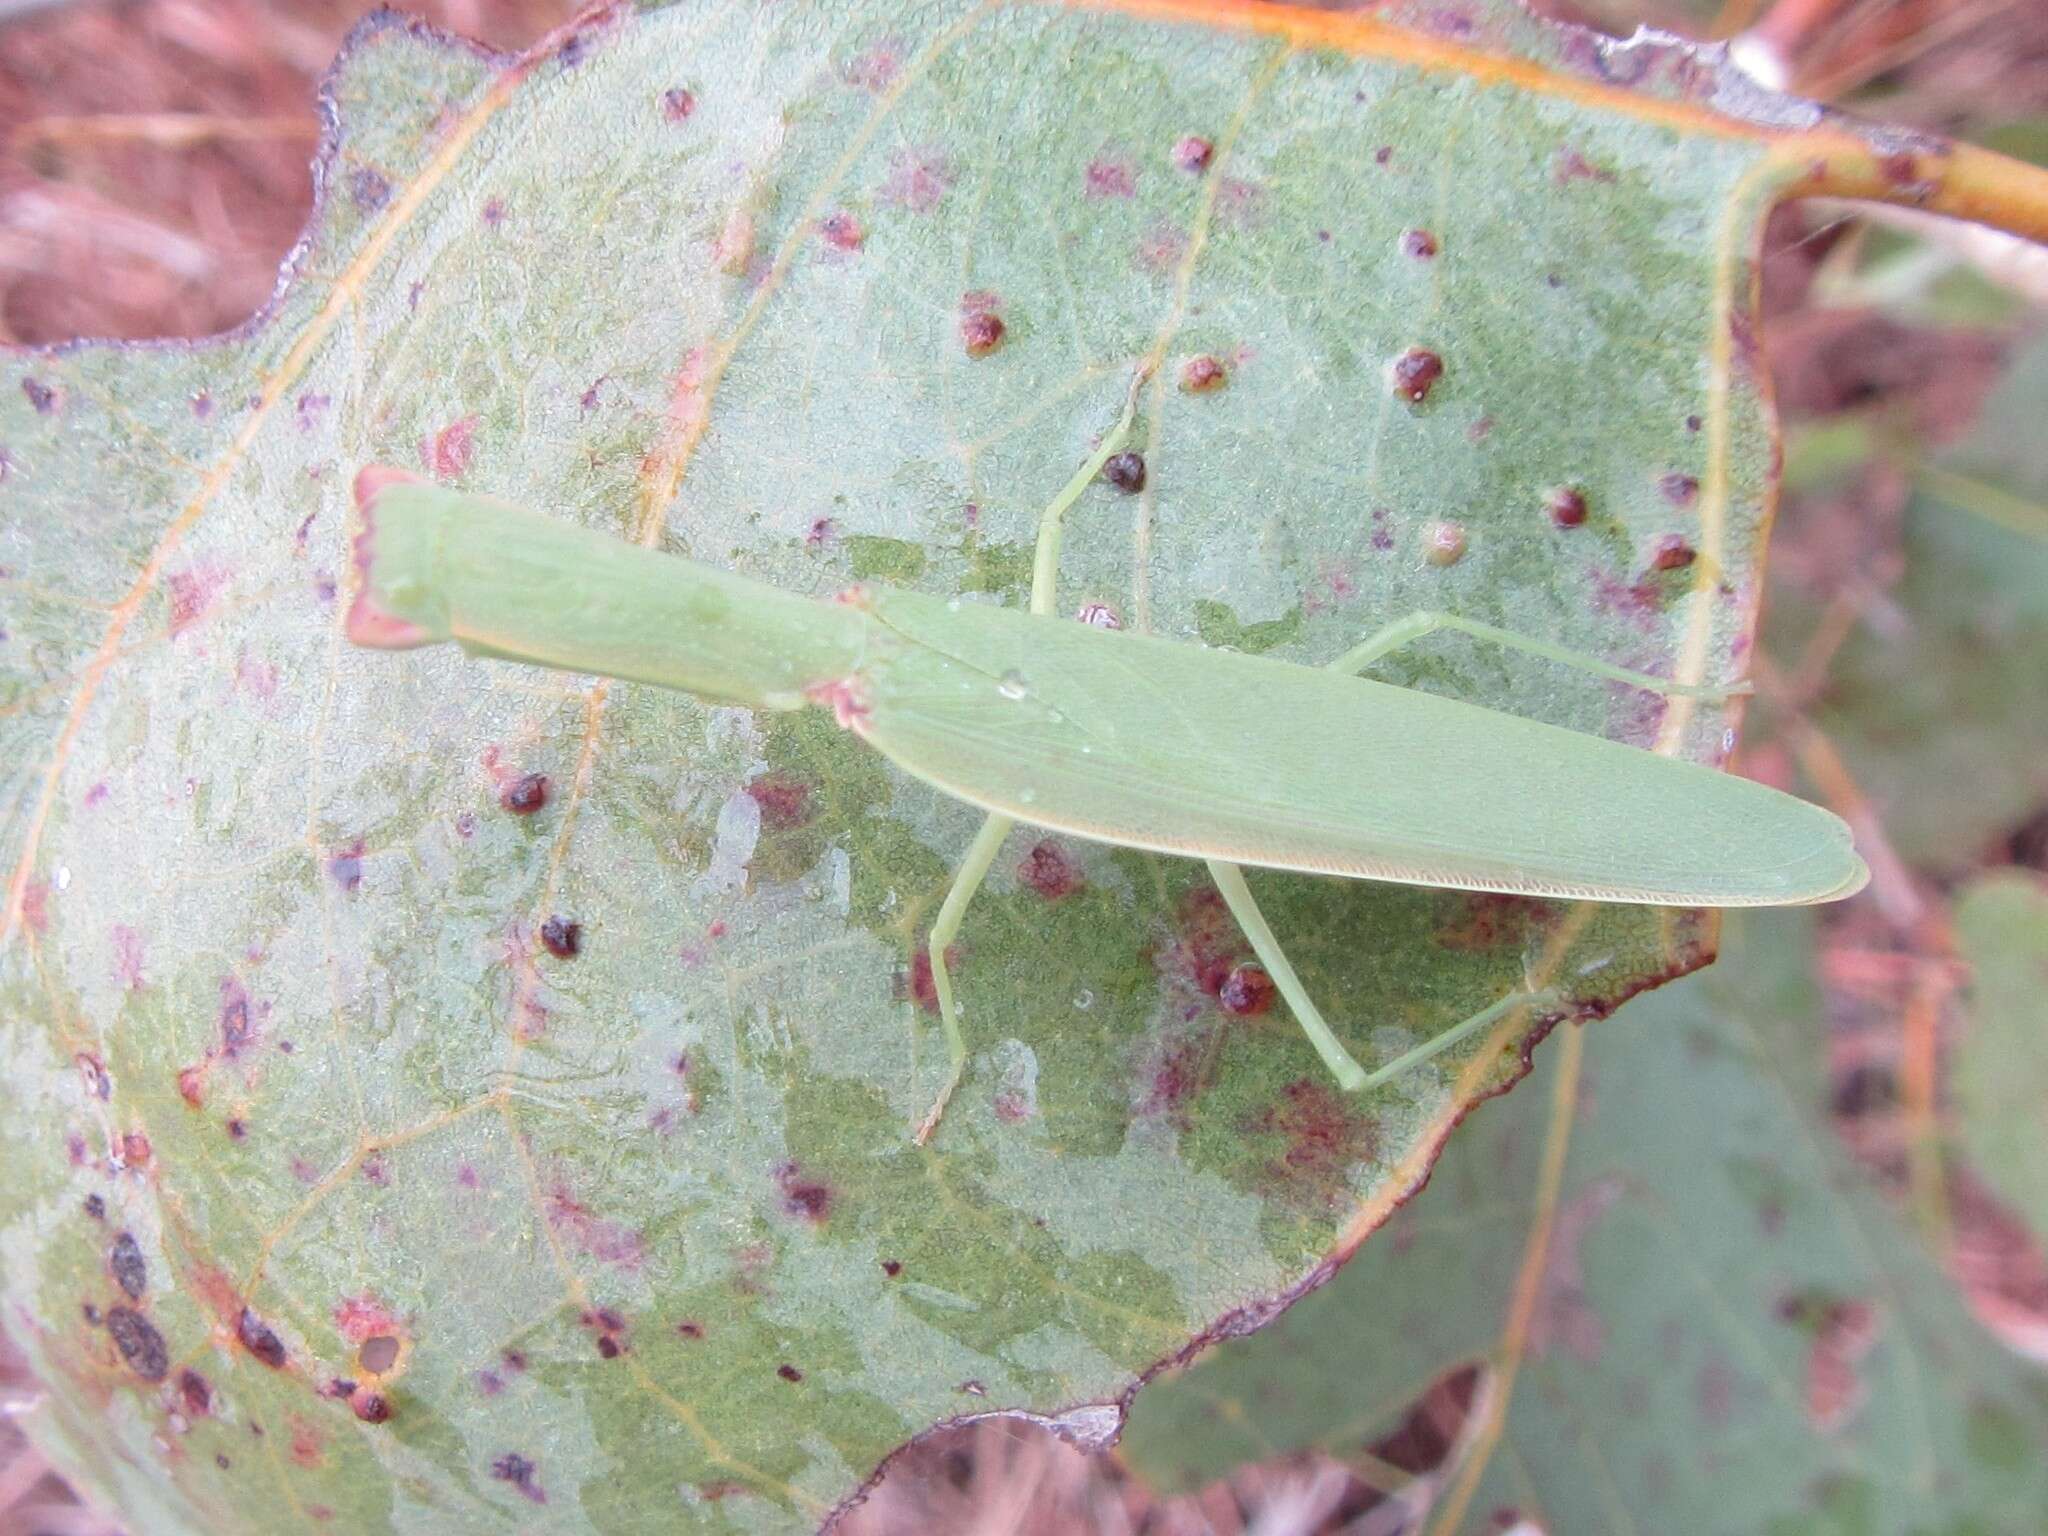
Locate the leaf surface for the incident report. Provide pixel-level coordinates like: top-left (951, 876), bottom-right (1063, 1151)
top-left (1121, 911), bottom-right (2048, 1532)
top-left (1953, 873), bottom-right (2048, 1258)
top-left (0, 2), bottom-right (2036, 1530)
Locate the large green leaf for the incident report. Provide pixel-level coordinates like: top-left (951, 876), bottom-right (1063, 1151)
top-left (1953, 873), bottom-right (2048, 1256)
top-left (1, 2), bottom-right (2030, 1531)
top-left (1121, 909), bottom-right (2048, 1531)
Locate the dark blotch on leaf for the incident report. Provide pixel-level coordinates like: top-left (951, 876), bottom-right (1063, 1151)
top-left (500, 773), bottom-right (549, 815)
top-left (348, 168), bottom-right (391, 213)
top-left (1219, 964), bottom-right (1277, 1017)
top-left (595, 1335), bottom-right (621, 1360)
top-left (83, 1193), bottom-right (105, 1221)
top-left (881, 1259), bottom-right (903, 1277)
top-left (108, 1231), bottom-right (147, 1300)
top-left (1102, 452), bottom-right (1146, 493)
top-left (22, 377), bottom-right (56, 414)
top-left (178, 1368), bottom-right (212, 1415)
top-left (493, 1453), bottom-right (547, 1503)
top-left (539, 917), bottom-right (581, 959)
top-left (777, 1363), bottom-right (803, 1382)
top-left (106, 1307), bottom-right (168, 1382)
top-left (1391, 348), bottom-right (1444, 403)
top-left (1171, 134), bottom-right (1213, 173)
top-left (1651, 537), bottom-right (1697, 571)
top-left (676, 1320), bottom-right (704, 1339)
top-left (960, 310), bottom-right (1005, 359)
top-left (352, 1392), bottom-right (393, 1424)
top-left (237, 1308), bottom-right (287, 1369)
top-left (776, 1162), bottom-right (833, 1223)
top-left (662, 87), bottom-right (695, 122)
top-left (1400, 228), bottom-right (1439, 258)
top-left (1016, 840), bottom-right (1083, 899)
top-left (1178, 354), bottom-right (1227, 394)
top-left (1548, 487), bottom-right (1589, 528)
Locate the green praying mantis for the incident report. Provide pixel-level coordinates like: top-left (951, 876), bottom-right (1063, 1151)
top-left (345, 382), bottom-right (1867, 1144)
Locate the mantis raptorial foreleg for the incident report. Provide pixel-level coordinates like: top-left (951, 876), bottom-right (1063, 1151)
top-left (913, 371), bottom-right (1150, 1145)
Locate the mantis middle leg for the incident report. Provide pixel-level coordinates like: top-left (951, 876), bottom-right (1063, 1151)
top-left (913, 372), bottom-right (1149, 1145)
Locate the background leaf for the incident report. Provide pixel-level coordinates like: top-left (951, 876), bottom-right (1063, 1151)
top-left (1953, 873), bottom-right (2048, 1258)
top-left (0, 0), bottom-right (2003, 1530)
top-left (1121, 910), bottom-right (2048, 1532)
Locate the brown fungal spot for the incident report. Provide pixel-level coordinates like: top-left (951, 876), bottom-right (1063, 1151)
top-left (1424, 521), bottom-right (1468, 566)
top-left (493, 1453), bottom-right (547, 1504)
top-left (1171, 134), bottom-right (1213, 173)
top-left (219, 976), bottom-right (256, 1058)
top-left (1016, 841), bottom-right (1083, 900)
top-left (594, 1335), bottom-right (621, 1360)
top-left (676, 1320), bottom-right (704, 1340)
top-left (83, 1194), bottom-right (105, 1220)
top-left (1547, 487), bottom-right (1589, 528)
top-left (1102, 452), bottom-right (1146, 493)
top-left (777, 1363), bottom-right (803, 1382)
top-left (1650, 536), bottom-right (1697, 572)
top-left (349, 168), bottom-right (391, 212)
top-left (1374, 145), bottom-right (1393, 165)
top-left (1178, 354), bottom-right (1227, 393)
top-left (106, 1306), bottom-right (168, 1382)
top-left (499, 773), bottom-right (549, 815)
top-left (1390, 347), bottom-right (1444, 403)
top-left (237, 1308), bottom-right (287, 1369)
top-left (881, 1259), bottom-right (902, 1278)
top-left (539, 917), bottom-right (581, 959)
top-left (1400, 228), bottom-right (1439, 259)
top-left (1218, 964), bottom-right (1276, 1017)
top-left (959, 309), bottom-right (1005, 359)
top-left (23, 377), bottom-right (58, 413)
top-left (661, 87), bottom-right (695, 122)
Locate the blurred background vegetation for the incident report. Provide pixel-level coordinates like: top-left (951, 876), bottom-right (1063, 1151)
top-left (1, 0), bottom-right (2042, 1531)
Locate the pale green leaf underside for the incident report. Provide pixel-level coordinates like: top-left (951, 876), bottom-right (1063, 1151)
top-left (0, 0), bottom-right (1798, 1530)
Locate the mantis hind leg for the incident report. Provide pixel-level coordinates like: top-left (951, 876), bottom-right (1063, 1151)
top-left (914, 811), bottom-right (1015, 1146)
top-left (1329, 610), bottom-right (1750, 700)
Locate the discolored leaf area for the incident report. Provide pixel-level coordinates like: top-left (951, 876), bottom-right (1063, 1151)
top-left (1953, 874), bottom-right (2048, 1255)
top-left (1122, 911), bottom-right (2048, 1531)
top-left (1, 2), bottom-right (2038, 1531)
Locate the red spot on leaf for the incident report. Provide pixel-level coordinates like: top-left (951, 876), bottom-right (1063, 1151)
top-left (493, 1452), bottom-right (547, 1503)
top-left (289, 1418), bottom-right (324, 1467)
top-left (661, 88), bottom-right (695, 123)
top-left (167, 565), bottom-right (228, 634)
top-left (547, 1185), bottom-right (645, 1269)
top-left (746, 774), bottom-right (813, 830)
top-left (841, 42), bottom-right (900, 92)
top-left (238, 1308), bottom-right (287, 1369)
top-left (1548, 487), bottom-right (1589, 528)
top-left (1016, 840), bottom-right (1082, 900)
top-left (1085, 155), bottom-right (1136, 199)
top-left (1254, 1079), bottom-right (1377, 1204)
top-left (819, 211), bottom-right (863, 252)
top-left (775, 1162), bottom-right (833, 1224)
top-left (1401, 228), bottom-right (1439, 259)
top-left (881, 148), bottom-right (951, 212)
top-left (1390, 348), bottom-right (1444, 403)
top-left (1171, 134), bottom-right (1212, 173)
top-left (1554, 148), bottom-right (1617, 184)
top-left (333, 1294), bottom-right (400, 1346)
top-left (1218, 964), bottom-right (1276, 1016)
top-left (422, 415), bottom-right (477, 481)
top-left (1658, 472), bottom-right (1699, 507)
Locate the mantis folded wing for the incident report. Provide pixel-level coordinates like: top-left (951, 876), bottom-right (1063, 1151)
top-left (347, 465), bottom-right (1867, 1138)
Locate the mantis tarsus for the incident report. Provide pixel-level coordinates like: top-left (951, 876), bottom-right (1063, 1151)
top-left (346, 387), bottom-right (1866, 1143)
